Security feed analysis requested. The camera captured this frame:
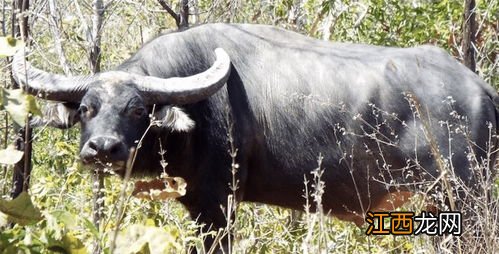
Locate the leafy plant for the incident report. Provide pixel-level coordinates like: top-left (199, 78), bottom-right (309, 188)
top-left (0, 1), bottom-right (497, 253)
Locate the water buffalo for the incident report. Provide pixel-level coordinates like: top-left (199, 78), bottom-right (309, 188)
top-left (12, 23), bottom-right (498, 250)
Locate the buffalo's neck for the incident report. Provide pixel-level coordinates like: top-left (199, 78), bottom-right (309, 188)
top-left (117, 36), bottom-right (215, 79)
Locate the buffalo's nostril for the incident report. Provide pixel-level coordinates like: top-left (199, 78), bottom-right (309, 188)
top-left (88, 140), bottom-right (98, 151)
top-left (108, 142), bottom-right (122, 156)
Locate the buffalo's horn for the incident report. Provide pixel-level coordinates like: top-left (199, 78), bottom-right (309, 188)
top-left (12, 49), bottom-right (95, 102)
top-left (133, 48), bottom-right (231, 105)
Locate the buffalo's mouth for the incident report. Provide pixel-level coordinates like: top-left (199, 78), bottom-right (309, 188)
top-left (81, 158), bottom-right (127, 174)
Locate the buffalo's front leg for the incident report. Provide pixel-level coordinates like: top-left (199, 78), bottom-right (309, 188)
top-left (180, 191), bottom-right (233, 253)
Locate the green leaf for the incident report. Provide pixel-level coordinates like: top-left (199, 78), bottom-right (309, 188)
top-left (0, 192), bottom-right (43, 225)
top-left (0, 212), bottom-right (7, 228)
top-left (62, 232), bottom-right (87, 254)
top-left (45, 232), bottom-right (88, 254)
top-left (50, 210), bottom-right (77, 229)
top-left (114, 224), bottom-right (181, 254)
top-left (0, 145), bottom-right (24, 165)
top-left (135, 242), bottom-right (151, 254)
top-left (0, 36), bottom-right (24, 57)
top-left (0, 88), bottom-right (42, 127)
top-left (81, 217), bottom-right (99, 239)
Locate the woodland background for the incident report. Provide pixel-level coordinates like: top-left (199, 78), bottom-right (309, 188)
top-left (0, 0), bottom-right (498, 253)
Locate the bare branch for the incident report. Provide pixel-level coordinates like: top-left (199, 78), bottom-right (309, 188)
top-left (47, 0), bottom-right (72, 75)
top-left (103, 0), bottom-right (115, 11)
top-left (308, 5), bottom-right (327, 36)
top-left (73, 0), bottom-right (90, 38)
top-left (1, 0), bottom-right (6, 35)
top-left (157, 0), bottom-right (180, 27)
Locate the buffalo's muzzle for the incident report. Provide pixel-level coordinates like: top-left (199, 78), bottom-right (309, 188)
top-left (80, 136), bottom-right (128, 165)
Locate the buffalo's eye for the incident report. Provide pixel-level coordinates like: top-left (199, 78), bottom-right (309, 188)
top-left (79, 105), bottom-right (88, 114)
top-left (130, 107), bottom-right (146, 118)
top-left (79, 105), bottom-right (94, 118)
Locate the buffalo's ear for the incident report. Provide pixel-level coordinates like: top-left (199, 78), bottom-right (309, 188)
top-left (153, 105), bottom-right (195, 132)
top-left (30, 102), bottom-right (80, 129)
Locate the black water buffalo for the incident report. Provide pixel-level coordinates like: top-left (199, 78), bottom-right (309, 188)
top-left (12, 23), bottom-right (498, 250)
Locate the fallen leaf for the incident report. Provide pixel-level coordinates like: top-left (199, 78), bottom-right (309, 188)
top-left (133, 177), bottom-right (186, 201)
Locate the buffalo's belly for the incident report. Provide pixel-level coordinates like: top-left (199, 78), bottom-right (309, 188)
top-left (242, 153), bottom-right (401, 213)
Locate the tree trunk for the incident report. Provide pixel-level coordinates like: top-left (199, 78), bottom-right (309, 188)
top-left (90, 0), bottom-right (104, 73)
top-left (10, 0), bottom-right (32, 199)
top-left (462, 0), bottom-right (476, 72)
top-left (178, 0), bottom-right (189, 29)
top-left (90, 1), bottom-right (105, 253)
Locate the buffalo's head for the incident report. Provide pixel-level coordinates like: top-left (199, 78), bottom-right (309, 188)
top-left (12, 48), bottom-right (231, 171)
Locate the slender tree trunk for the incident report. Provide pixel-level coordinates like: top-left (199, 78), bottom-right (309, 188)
top-left (1, 0), bottom-right (8, 196)
top-left (12, 0), bottom-right (29, 42)
top-left (1, 0), bottom-right (6, 35)
top-left (10, 0), bottom-right (31, 199)
top-left (178, 0), bottom-right (189, 29)
top-left (191, 0), bottom-right (199, 24)
top-left (462, 0), bottom-right (477, 72)
top-left (91, 171), bottom-right (104, 254)
top-left (89, 1), bottom-right (105, 253)
top-left (48, 0), bottom-right (72, 75)
top-left (90, 0), bottom-right (104, 73)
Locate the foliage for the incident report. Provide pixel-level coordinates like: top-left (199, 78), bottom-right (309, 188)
top-left (0, 88), bottom-right (42, 127)
top-left (0, 0), bottom-right (497, 253)
top-left (0, 192), bottom-right (42, 226)
top-left (0, 145), bottom-right (24, 165)
top-left (0, 36), bottom-right (24, 57)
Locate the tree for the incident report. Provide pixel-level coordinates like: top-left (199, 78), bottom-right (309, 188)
top-left (10, 0), bottom-right (32, 199)
top-left (462, 0), bottom-right (477, 72)
top-left (157, 0), bottom-right (189, 29)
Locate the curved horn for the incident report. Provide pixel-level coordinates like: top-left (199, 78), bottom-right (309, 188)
top-left (134, 48), bottom-right (231, 105)
top-left (12, 49), bottom-right (95, 102)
